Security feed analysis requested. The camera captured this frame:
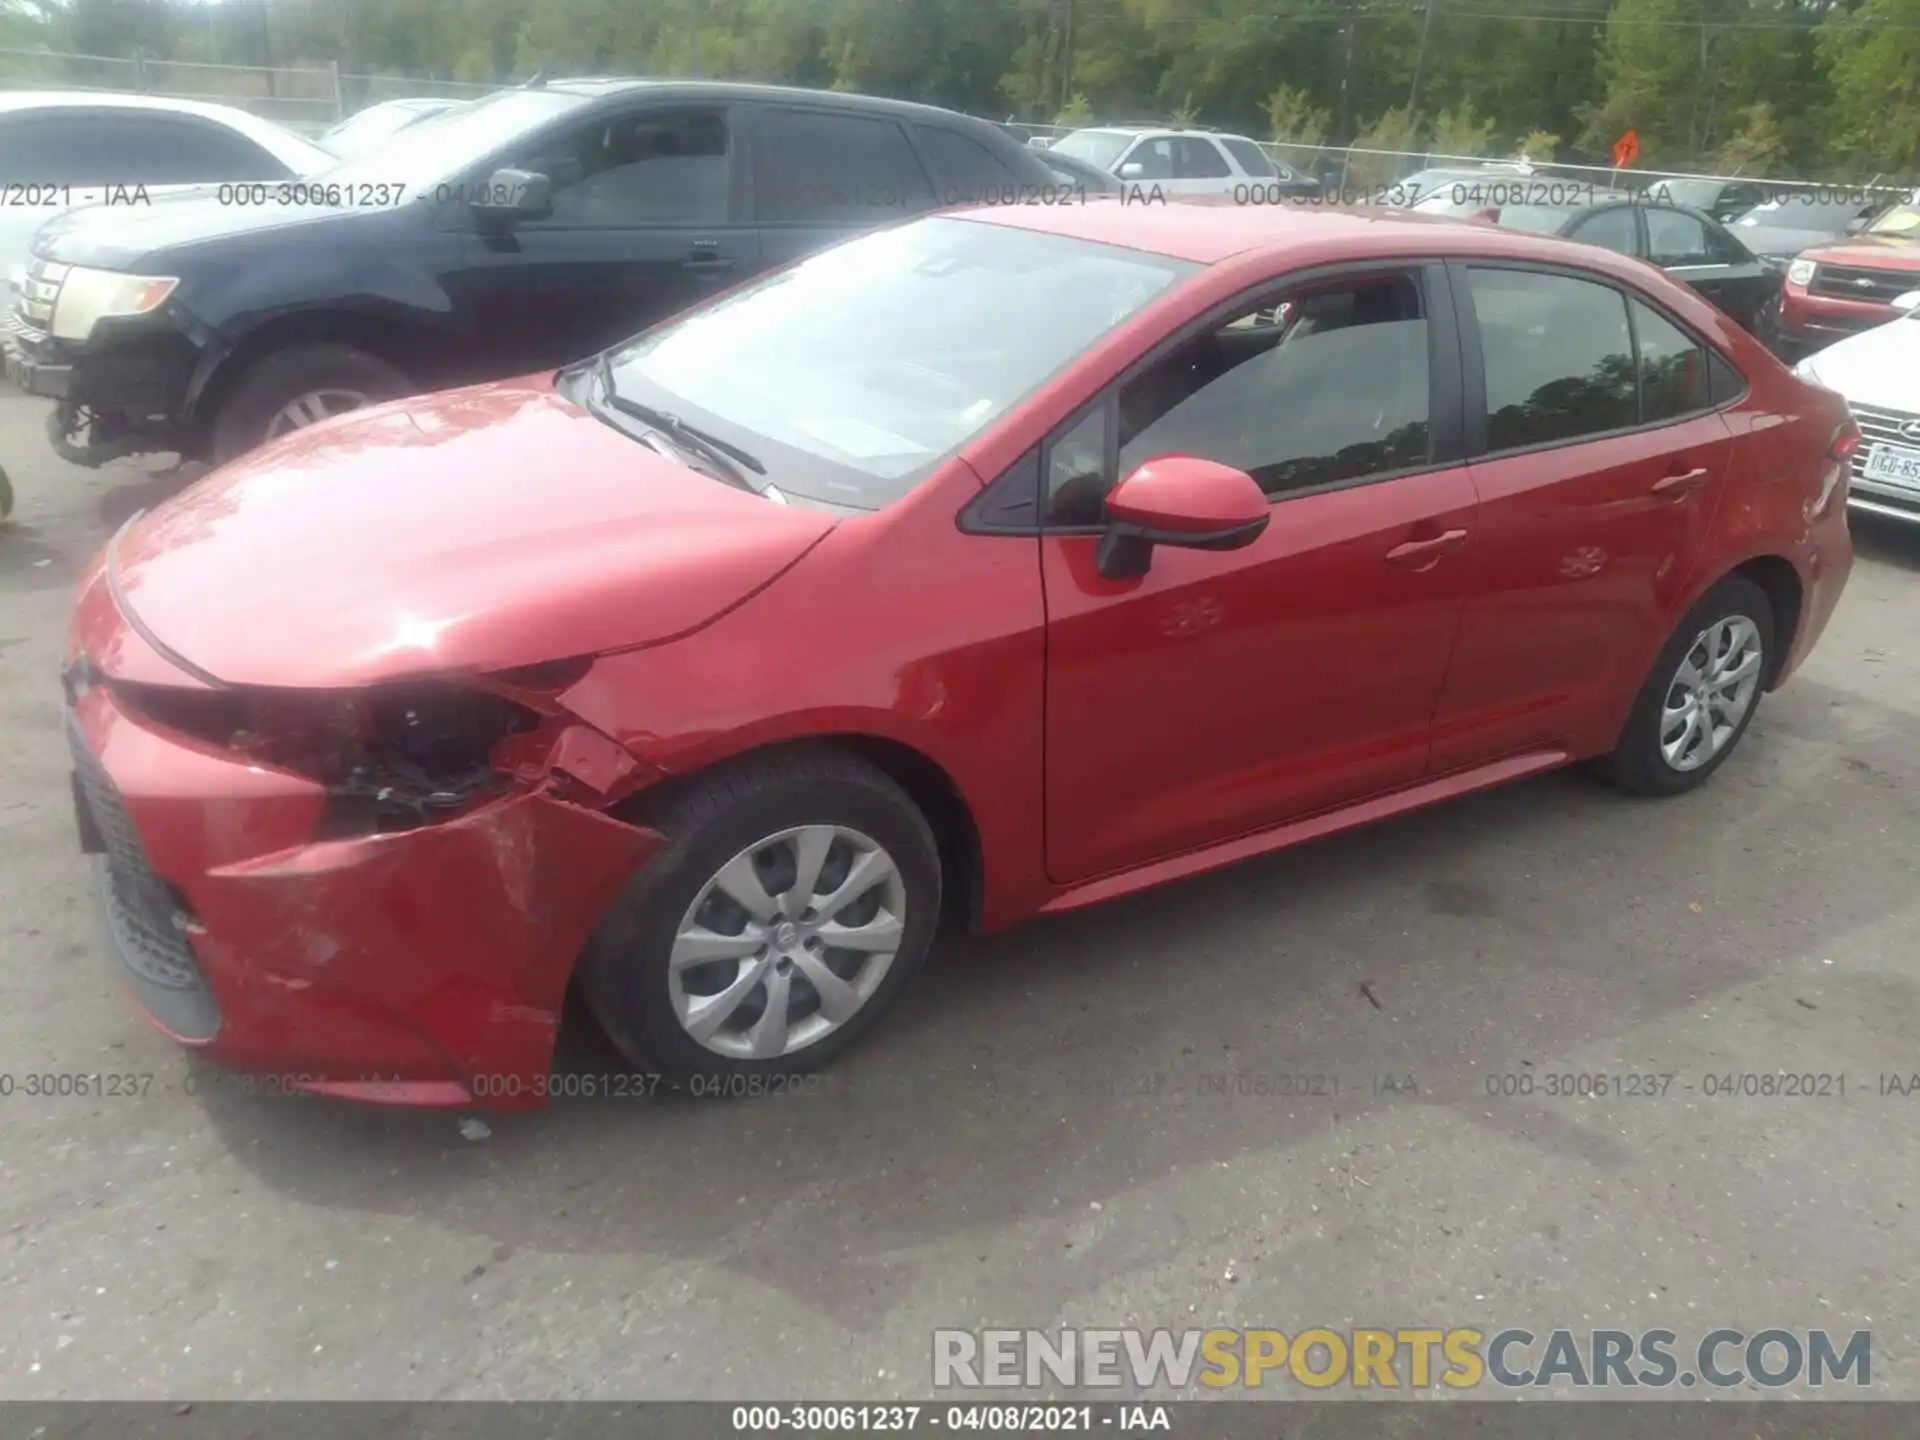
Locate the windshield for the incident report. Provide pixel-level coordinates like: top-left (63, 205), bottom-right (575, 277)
top-left (1648, 179), bottom-right (1722, 208)
top-left (1050, 130), bottom-right (1133, 172)
top-left (602, 216), bottom-right (1195, 509)
top-left (1869, 203), bottom-right (1920, 238)
top-left (315, 88), bottom-right (590, 186)
top-left (322, 101), bottom-right (458, 156)
top-left (1492, 203), bottom-right (1584, 234)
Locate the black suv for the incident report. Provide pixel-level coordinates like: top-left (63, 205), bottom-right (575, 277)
top-left (5, 79), bottom-right (1063, 467)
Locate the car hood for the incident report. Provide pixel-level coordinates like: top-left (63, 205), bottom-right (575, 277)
top-left (32, 186), bottom-right (370, 271)
top-left (1797, 235), bottom-right (1920, 270)
top-left (105, 378), bottom-right (837, 688)
top-left (1800, 318), bottom-right (1920, 413)
top-left (1728, 221), bottom-right (1843, 260)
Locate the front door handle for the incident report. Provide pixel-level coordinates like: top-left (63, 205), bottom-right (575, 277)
top-left (1652, 466), bottom-right (1711, 498)
top-left (1384, 528), bottom-right (1468, 567)
top-left (685, 240), bottom-right (737, 274)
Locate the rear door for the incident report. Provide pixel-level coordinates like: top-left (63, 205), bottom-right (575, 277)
top-left (1428, 262), bottom-right (1735, 773)
top-left (747, 105), bottom-right (938, 270)
top-left (452, 101), bottom-right (759, 371)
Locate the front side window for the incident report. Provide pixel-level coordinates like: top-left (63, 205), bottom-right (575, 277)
top-left (1119, 137), bottom-right (1177, 180)
top-left (605, 216), bottom-right (1193, 509)
top-left (914, 126), bottom-right (1021, 199)
top-left (1467, 267), bottom-right (1637, 452)
top-left (507, 107), bottom-right (732, 226)
top-left (1047, 273), bottom-right (1431, 524)
top-left (1645, 207), bottom-right (1714, 265)
top-left (756, 109), bottom-right (934, 223)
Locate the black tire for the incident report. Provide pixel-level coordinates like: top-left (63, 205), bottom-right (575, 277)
top-left (208, 342), bottom-right (410, 465)
top-left (576, 749), bottom-right (942, 1082)
top-left (1593, 574), bottom-right (1775, 797)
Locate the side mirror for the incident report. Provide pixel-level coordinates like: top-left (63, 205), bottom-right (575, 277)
top-left (470, 167), bottom-right (553, 222)
top-left (1096, 455), bottom-right (1269, 580)
top-left (1116, 161), bottom-right (1145, 181)
top-left (1844, 216), bottom-right (1869, 235)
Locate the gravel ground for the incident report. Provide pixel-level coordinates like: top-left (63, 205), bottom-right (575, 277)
top-left (0, 388), bottom-right (1916, 1401)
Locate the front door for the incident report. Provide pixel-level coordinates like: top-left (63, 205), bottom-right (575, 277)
top-left (1040, 266), bottom-right (1479, 884)
top-left (451, 102), bottom-right (759, 376)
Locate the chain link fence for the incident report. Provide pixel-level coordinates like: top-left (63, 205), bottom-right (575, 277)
top-left (0, 45), bottom-right (501, 136)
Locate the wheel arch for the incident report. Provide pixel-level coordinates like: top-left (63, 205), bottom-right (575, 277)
top-left (1726, 553), bottom-right (1804, 689)
top-left (182, 307), bottom-right (459, 455)
top-left (610, 732), bottom-right (987, 935)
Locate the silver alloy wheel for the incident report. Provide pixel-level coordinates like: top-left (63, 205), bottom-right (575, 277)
top-left (668, 824), bottom-right (907, 1060)
top-left (1661, 614), bottom-right (1764, 772)
top-left (264, 387), bottom-right (371, 438)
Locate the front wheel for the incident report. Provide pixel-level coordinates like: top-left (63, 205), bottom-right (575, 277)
top-left (208, 342), bottom-right (410, 465)
top-left (1594, 574), bottom-right (1775, 797)
top-left (577, 750), bottom-right (942, 1082)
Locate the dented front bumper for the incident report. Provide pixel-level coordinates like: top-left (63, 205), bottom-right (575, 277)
top-left (65, 666), bottom-right (662, 1112)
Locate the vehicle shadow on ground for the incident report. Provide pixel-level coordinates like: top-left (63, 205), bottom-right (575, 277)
top-left (185, 664), bottom-right (1920, 1332)
top-left (1851, 513), bottom-right (1920, 572)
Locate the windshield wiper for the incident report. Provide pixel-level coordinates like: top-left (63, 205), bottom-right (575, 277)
top-left (591, 353), bottom-right (766, 490)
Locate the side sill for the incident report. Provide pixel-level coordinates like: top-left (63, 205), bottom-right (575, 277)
top-left (1036, 750), bottom-right (1570, 917)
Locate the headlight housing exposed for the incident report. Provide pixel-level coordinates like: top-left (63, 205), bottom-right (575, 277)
top-left (1785, 258), bottom-right (1817, 287)
top-left (50, 267), bottom-right (179, 342)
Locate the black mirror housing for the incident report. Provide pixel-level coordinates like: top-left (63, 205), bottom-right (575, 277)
top-left (472, 167), bottom-right (553, 222)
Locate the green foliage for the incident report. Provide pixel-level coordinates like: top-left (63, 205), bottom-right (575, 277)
top-left (1168, 93), bottom-right (1200, 128)
top-left (8, 0), bottom-right (1918, 175)
top-left (1520, 128), bottom-right (1560, 163)
top-left (1429, 103), bottom-right (1496, 158)
top-left (1349, 106), bottom-right (1423, 184)
top-left (1717, 102), bottom-right (1786, 176)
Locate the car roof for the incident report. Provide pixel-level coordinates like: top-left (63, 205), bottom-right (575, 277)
top-left (961, 194), bottom-right (1702, 273)
top-left (0, 89), bottom-right (335, 168)
top-left (529, 76), bottom-right (1011, 129)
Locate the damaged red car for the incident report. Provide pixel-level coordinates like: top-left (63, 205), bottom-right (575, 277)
top-left (65, 202), bottom-right (1854, 1108)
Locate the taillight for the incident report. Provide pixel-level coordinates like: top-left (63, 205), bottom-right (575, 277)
top-left (1829, 419), bottom-right (1861, 462)
top-left (1811, 417), bottom-right (1859, 520)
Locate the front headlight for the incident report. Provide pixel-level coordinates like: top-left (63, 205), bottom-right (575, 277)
top-left (49, 267), bottom-right (179, 342)
top-left (1786, 258), bottom-right (1817, 287)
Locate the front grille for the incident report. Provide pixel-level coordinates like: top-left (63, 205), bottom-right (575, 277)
top-left (1809, 263), bottom-right (1918, 304)
top-left (65, 714), bottom-right (204, 991)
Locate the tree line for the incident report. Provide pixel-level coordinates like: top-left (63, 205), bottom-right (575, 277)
top-left (6, 0), bottom-right (1920, 178)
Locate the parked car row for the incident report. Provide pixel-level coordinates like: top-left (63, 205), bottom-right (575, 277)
top-left (6, 79), bottom-right (1064, 467)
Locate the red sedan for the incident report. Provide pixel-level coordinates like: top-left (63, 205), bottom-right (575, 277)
top-left (65, 201), bottom-right (1856, 1108)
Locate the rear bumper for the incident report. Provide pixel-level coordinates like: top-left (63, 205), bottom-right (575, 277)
top-left (66, 673), bottom-right (662, 1111)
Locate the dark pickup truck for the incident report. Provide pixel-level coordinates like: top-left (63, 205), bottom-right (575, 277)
top-left (5, 79), bottom-right (1065, 466)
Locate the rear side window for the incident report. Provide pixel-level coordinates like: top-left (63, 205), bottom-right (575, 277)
top-left (1219, 137), bottom-right (1278, 178)
top-left (1632, 299), bottom-right (1710, 422)
top-left (913, 126), bottom-right (1022, 205)
top-left (756, 109), bottom-right (935, 223)
top-left (1567, 207), bottom-right (1638, 254)
top-left (1467, 267), bottom-right (1637, 452)
top-left (1174, 138), bottom-right (1232, 179)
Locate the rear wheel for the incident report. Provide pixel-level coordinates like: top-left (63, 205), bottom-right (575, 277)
top-left (208, 342), bottom-right (410, 464)
top-left (577, 750), bottom-right (942, 1082)
top-left (1595, 575), bottom-right (1774, 797)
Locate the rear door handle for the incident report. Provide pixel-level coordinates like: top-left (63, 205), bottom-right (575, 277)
top-left (1652, 466), bottom-right (1711, 497)
top-left (1384, 528), bottom-right (1468, 567)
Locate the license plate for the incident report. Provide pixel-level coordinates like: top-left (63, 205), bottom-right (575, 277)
top-left (1863, 442), bottom-right (1920, 490)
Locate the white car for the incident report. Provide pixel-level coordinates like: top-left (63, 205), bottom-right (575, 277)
top-left (1793, 291), bottom-right (1920, 526)
top-left (1046, 125), bottom-right (1321, 198)
top-left (0, 92), bottom-right (333, 306)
